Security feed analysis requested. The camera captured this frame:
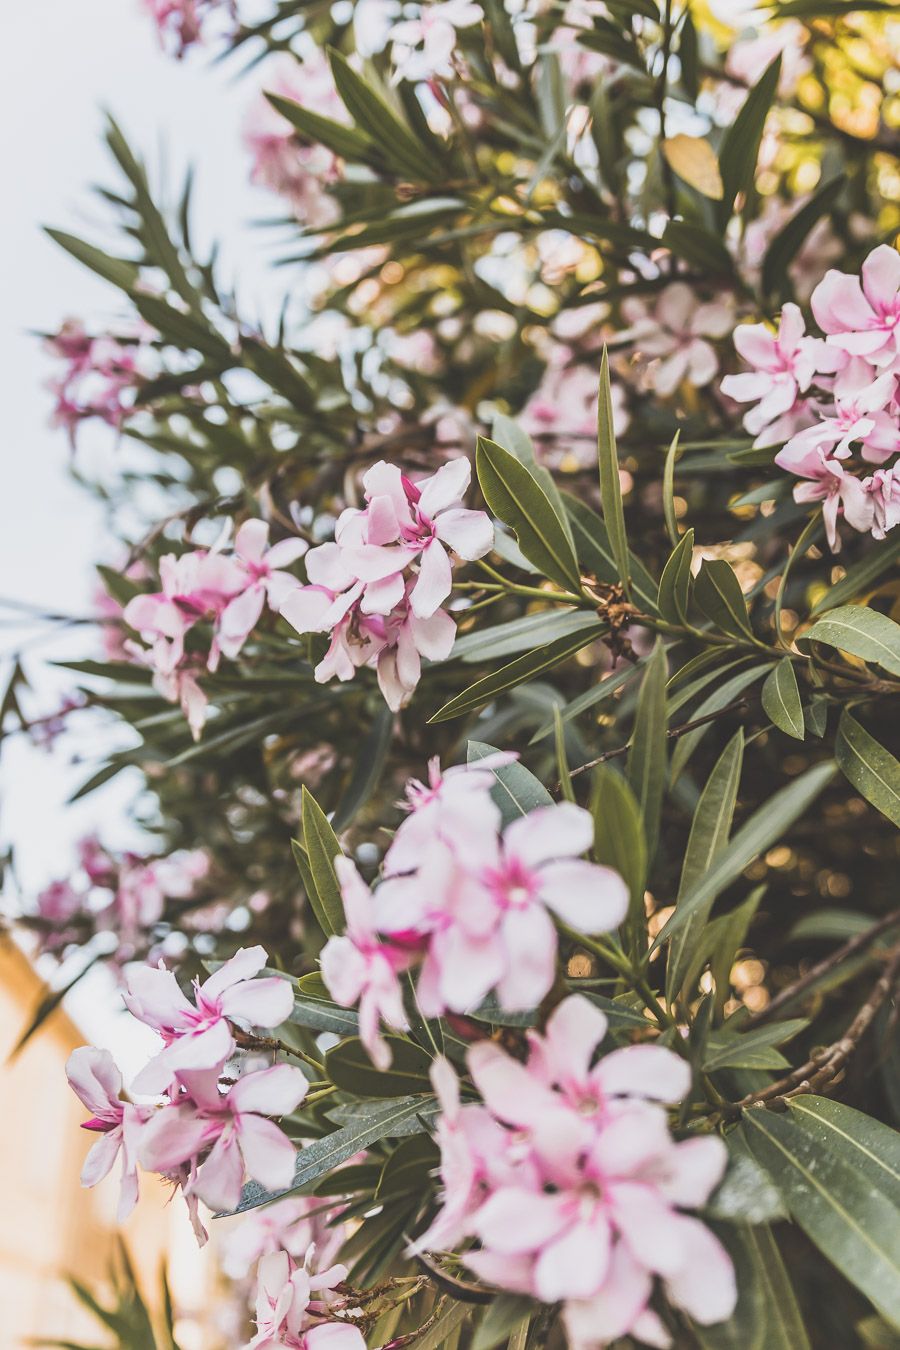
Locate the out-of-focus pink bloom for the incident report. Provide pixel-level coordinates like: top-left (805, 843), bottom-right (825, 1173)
top-left (725, 21), bottom-right (810, 104)
top-left (46, 319), bottom-right (149, 447)
top-left (721, 304), bottom-right (831, 439)
top-left (812, 244), bottom-right (900, 369)
top-left (143, 0), bottom-right (232, 55)
top-left (774, 443), bottom-right (873, 550)
top-left (741, 195), bottom-right (844, 302)
top-left (621, 285), bottom-right (734, 396)
top-left (139, 1063), bottom-right (306, 1212)
top-left (864, 465), bottom-right (900, 540)
top-left (521, 354), bottom-right (630, 468)
top-left (36, 879), bottom-right (83, 925)
top-left (216, 520), bottom-right (307, 661)
top-left (125, 945), bottom-right (294, 1093)
top-left (250, 1249), bottom-right (365, 1349)
top-left (245, 56), bottom-right (345, 227)
top-left (416, 997), bottom-right (735, 1346)
top-left (221, 1197), bottom-right (346, 1281)
top-left (320, 857), bottom-right (413, 1071)
top-left (66, 1047), bottom-right (152, 1221)
top-left (390, 0), bottom-right (483, 81)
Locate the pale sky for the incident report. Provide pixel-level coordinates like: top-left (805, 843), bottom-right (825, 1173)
top-left (0, 0), bottom-right (289, 1063)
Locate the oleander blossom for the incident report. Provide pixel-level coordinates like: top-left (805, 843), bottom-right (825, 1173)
top-left (249, 1249), bottom-right (365, 1349)
top-left (143, 0), bottom-right (233, 55)
top-left (279, 458), bottom-right (493, 710)
top-left (46, 318), bottom-right (150, 446)
top-left (125, 945), bottom-right (295, 1093)
top-left (416, 997), bottom-right (736, 1348)
top-left (66, 1047), bottom-right (153, 1222)
top-left (723, 244), bottom-right (900, 550)
top-left (389, 0), bottom-right (484, 82)
top-left (319, 759), bottom-right (629, 1066)
top-left (246, 55), bottom-right (346, 227)
top-left (620, 285), bottom-right (734, 396)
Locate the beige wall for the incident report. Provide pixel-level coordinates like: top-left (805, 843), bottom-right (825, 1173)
top-left (0, 941), bottom-right (221, 1350)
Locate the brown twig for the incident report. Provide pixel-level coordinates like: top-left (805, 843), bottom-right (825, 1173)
top-left (722, 946), bottom-right (900, 1118)
top-left (745, 906), bottom-right (900, 1029)
top-left (567, 697), bottom-right (750, 782)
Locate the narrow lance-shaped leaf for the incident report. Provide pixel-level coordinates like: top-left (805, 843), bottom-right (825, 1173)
top-left (805, 605), bottom-right (900, 677)
top-left (694, 1223), bottom-right (810, 1350)
top-left (762, 659), bottom-right (804, 740)
top-left (626, 640), bottom-right (668, 859)
top-left (596, 346), bottom-right (632, 599)
top-left (835, 709), bottom-right (900, 827)
top-left (667, 729), bottom-right (743, 1004)
top-left (468, 740), bottom-right (553, 821)
top-left (657, 528), bottom-right (694, 626)
top-left (655, 760), bottom-right (837, 950)
top-left (741, 1106), bottom-right (900, 1326)
top-left (476, 436), bottom-right (582, 593)
top-left (300, 787), bottom-right (345, 937)
top-left (694, 559), bottom-right (754, 639)
top-left (717, 55), bottom-right (782, 225)
top-left (591, 767), bottom-right (647, 946)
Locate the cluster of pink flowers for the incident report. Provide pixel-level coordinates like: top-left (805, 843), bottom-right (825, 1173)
top-left (279, 458), bottom-right (493, 711)
top-left (34, 837), bottom-right (209, 960)
top-left (45, 319), bottom-right (150, 447)
top-left (124, 519), bottom-right (307, 737)
top-left (245, 55), bottom-right (346, 228)
top-left (320, 757), bottom-right (629, 1068)
top-left (250, 1250), bottom-right (365, 1350)
top-left (416, 997), bottom-right (736, 1348)
top-left (723, 244), bottom-right (900, 550)
top-left (67, 946), bottom-right (300, 1234)
top-left (143, 0), bottom-right (232, 55)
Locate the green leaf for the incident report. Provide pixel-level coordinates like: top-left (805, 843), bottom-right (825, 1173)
top-left (761, 177), bottom-right (843, 296)
top-left (591, 767), bottom-right (647, 936)
top-left (626, 640), bottom-right (668, 856)
top-left (328, 50), bottom-right (439, 182)
top-left (835, 709), bottom-right (900, 827)
top-left (326, 1037), bottom-right (433, 1098)
top-left (805, 605), bottom-right (900, 677)
top-left (288, 994), bottom-right (359, 1038)
top-left (717, 55), bottom-right (782, 224)
top-left (229, 1095), bottom-right (436, 1214)
top-left (706, 1134), bottom-right (788, 1224)
top-left (657, 527), bottom-right (694, 625)
top-left (472, 1296), bottom-right (534, 1350)
top-left (411, 1302), bottom-right (471, 1350)
top-left (662, 430), bottom-right (682, 547)
top-left (810, 535), bottom-right (900, 615)
top-left (694, 559), bottom-right (754, 639)
top-left (529, 657), bottom-right (642, 744)
top-left (655, 761), bottom-right (837, 950)
top-left (762, 659), bottom-right (804, 740)
top-left (562, 494), bottom-right (660, 614)
top-left (453, 610), bottom-right (598, 663)
top-left (332, 705), bottom-right (393, 830)
top-left (301, 788), bottom-right (345, 937)
top-left (45, 228), bottom-right (140, 291)
top-left (703, 1018), bottom-right (807, 1071)
top-left (467, 740), bottom-right (554, 822)
top-left (670, 664), bottom-right (767, 781)
top-left (785, 1096), bottom-right (900, 1206)
top-left (662, 220), bottom-right (735, 277)
top-left (742, 1106), bottom-right (900, 1325)
top-left (429, 624), bottom-right (601, 723)
top-left (265, 93), bottom-right (377, 162)
top-left (476, 437), bottom-right (582, 592)
top-left (667, 729), bottom-right (744, 1003)
top-left (596, 346), bottom-right (632, 599)
top-left (694, 1223), bottom-right (810, 1349)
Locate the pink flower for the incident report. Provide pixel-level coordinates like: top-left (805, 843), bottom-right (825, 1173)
top-left (216, 520), bottom-right (307, 661)
top-left (721, 303), bottom-right (831, 439)
top-left (812, 244), bottom-right (900, 369)
top-left (250, 1249), bottom-right (365, 1350)
top-left (320, 857), bottom-right (412, 1070)
top-left (221, 1196), bottom-right (346, 1281)
top-left (389, 0), bottom-right (483, 81)
top-left (125, 945), bottom-right (295, 1094)
top-left (417, 997), bottom-right (735, 1346)
top-left (46, 319), bottom-right (149, 446)
top-left (139, 1063), bottom-right (307, 1212)
top-left (143, 0), bottom-right (232, 55)
top-left (124, 549), bottom-right (245, 668)
top-left (864, 465), bottom-right (900, 540)
top-left (774, 443), bottom-right (873, 551)
top-left (521, 355), bottom-right (630, 468)
top-left (66, 1047), bottom-right (152, 1221)
top-left (621, 285), bottom-right (734, 396)
top-left (777, 371), bottom-right (899, 465)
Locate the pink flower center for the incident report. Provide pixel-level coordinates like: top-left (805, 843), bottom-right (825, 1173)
top-left (482, 856), bottom-right (538, 910)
